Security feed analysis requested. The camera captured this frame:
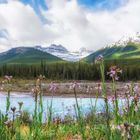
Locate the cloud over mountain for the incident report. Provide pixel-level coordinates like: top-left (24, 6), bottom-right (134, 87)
top-left (0, 0), bottom-right (140, 52)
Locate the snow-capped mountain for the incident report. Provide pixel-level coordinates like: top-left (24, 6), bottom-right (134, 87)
top-left (108, 32), bottom-right (140, 47)
top-left (84, 32), bottom-right (140, 63)
top-left (36, 44), bottom-right (68, 53)
top-left (35, 44), bottom-right (93, 61)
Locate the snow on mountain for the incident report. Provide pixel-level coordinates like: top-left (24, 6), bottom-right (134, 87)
top-left (107, 32), bottom-right (140, 47)
top-left (35, 45), bottom-right (93, 62)
top-left (35, 44), bottom-right (68, 53)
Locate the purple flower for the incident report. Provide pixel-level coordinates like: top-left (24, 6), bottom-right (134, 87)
top-left (11, 107), bottom-right (16, 113)
top-left (107, 66), bottom-right (122, 81)
top-left (95, 55), bottom-right (103, 63)
top-left (69, 82), bottom-right (80, 90)
top-left (49, 82), bottom-right (58, 92)
top-left (133, 84), bottom-right (139, 93)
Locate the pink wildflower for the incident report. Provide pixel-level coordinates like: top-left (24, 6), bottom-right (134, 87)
top-left (49, 82), bottom-right (58, 92)
top-left (107, 66), bottom-right (122, 81)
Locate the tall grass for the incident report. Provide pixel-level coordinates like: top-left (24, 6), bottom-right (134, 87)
top-left (0, 58), bottom-right (140, 139)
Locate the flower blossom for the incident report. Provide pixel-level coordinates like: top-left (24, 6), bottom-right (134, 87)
top-left (69, 82), bottom-right (80, 90)
top-left (11, 107), bottom-right (16, 113)
top-left (32, 86), bottom-right (40, 95)
top-left (107, 66), bottom-right (122, 81)
top-left (95, 55), bottom-right (103, 63)
top-left (95, 83), bottom-right (102, 93)
top-left (4, 120), bottom-right (11, 128)
top-left (49, 82), bottom-right (58, 92)
top-left (4, 75), bottom-right (13, 82)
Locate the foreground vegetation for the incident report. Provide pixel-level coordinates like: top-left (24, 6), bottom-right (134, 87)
top-left (0, 56), bottom-right (140, 140)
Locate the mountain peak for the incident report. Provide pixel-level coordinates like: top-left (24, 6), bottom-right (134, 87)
top-left (35, 44), bottom-right (93, 61)
top-left (35, 44), bottom-right (69, 53)
top-left (0, 46), bottom-right (62, 64)
top-left (47, 44), bottom-right (69, 53)
top-left (108, 32), bottom-right (140, 48)
top-left (84, 32), bottom-right (140, 63)
top-left (3, 47), bottom-right (33, 55)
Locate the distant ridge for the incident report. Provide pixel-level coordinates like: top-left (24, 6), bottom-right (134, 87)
top-left (35, 44), bottom-right (93, 61)
top-left (82, 32), bottom-right (140, 62)
top-left (0, 47), bottom-right (62, 64)
top-left (83, 42), bottom-right (140, 63)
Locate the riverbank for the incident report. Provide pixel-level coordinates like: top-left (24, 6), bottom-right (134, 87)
top-left (0, 79), bottom-right (139, 98)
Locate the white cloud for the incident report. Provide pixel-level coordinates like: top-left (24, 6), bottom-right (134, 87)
top-left (43, 0), bottom-right (140, 51)
top-left (0, 0), bottom-right (51, 51)
top-left (0, 0), bottom-right (140, 52)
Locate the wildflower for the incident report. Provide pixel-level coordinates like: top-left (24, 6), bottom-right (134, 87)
top-left (107, 96), bottom-right (111, 101)
top-left (32, 86), bottom-right (41, 102)
top-left (134, 106), bottom-right (138, 112)
top-left (124, 122), bottom-right (129, 129)
top-left (103, 95), bottom-right (108, 102)
top-left (4, 120), bottom-right (11, 128)
top-left (124, 83), bottom-right (131, 90)
top-left (95, 55), bottom-right (103, 63)
top-left (124, 83), bottom-right (131, 94)
top-left (49, 82), bottom-right (58, 92)
top-left (115, 123), bottom-right (132, 139)
top-left (18, 102), bottom-right (23, 111)
top-left (0, 86), bottom-right (4, 91)
top-left (137, 129), bottom-right (140, 133)
top-left (53, 117), bottom-right (61, 125)
top-left (133, 84), bottom-right (139, 94)
top-left (11, 107), bottom-right (16, 113)
top-left (85, 87), bottom-right (92, 93)
top-left (69, 82), bottom-right (80, 90)
top-left (95, 83), bottom-right (102, 94)
top-left (38, 74), bottom-right (45, 80)
top-left (132, 94), bottom-right (139, 106)
top-left (111, 124), bottom-right (116, 130)
top-left (110, 95), bottom-right (115, 102)
top-left (32, 86), bottom-right (40, 95)
top-left (35, 75), bottom-right (45, 87)
top-left (86, 86), bottom-right (90, 93)
top-left (4, 75), bottom-right (13, 82)
top-left (67, 108), bottom-right (72, 113)
top-left (107, 66), bottom-right (122, 81)
top-left (123, 104), bottom-right (129, 113)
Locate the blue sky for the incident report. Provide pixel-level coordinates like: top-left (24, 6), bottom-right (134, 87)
top-left (21, 0), bottom-right (47, 12)
top-left (20, 0), bottom-right (124, 18)
top-left (78, 0), bottom-right (121, 9)
top-left (20, 0), bottom-right (124, 10)
top-left (0, 0), bottom-right (126, 22)
top-left (20, 0), bottom-right (47, 22)
top-left (21, 0), bottom-right (120, 10)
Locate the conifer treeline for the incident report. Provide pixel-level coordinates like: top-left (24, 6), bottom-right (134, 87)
top-left (0, 59), bottom-right (140, 81)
